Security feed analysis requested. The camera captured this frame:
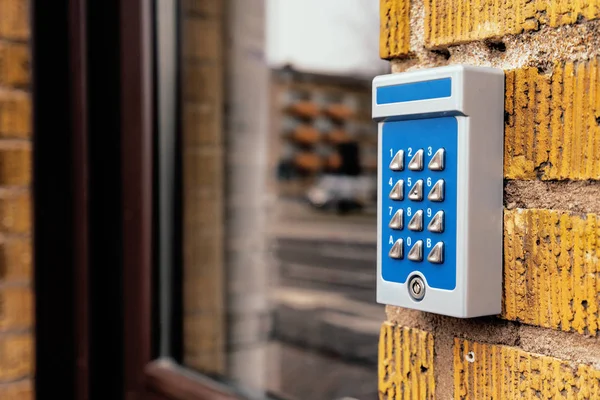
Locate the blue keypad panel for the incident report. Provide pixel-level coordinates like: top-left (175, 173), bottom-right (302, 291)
top-left (381, 117), bottom-right (457, 290)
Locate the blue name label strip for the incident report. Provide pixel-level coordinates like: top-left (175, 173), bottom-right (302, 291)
top-left (376, 78), bottom-right (452, 105)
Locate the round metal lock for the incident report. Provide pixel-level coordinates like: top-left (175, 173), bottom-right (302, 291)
top-left (408, 275), bottom-right (426, 301)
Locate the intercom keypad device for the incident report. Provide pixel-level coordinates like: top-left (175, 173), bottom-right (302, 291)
top-left (373, 66), bottom-right (504, 318)
top-left (382, 117), bottom-right (457, 291)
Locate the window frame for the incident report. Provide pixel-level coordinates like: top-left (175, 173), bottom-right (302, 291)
top-left (33, 0), bottom-right (242, 397)
top-left (120, 0), bottom-right (239, 398)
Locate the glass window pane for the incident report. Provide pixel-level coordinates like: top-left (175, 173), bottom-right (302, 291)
top-left (167, 1), bottom-right (387, 398)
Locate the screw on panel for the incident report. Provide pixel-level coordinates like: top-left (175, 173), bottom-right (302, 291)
top-left (408, 275), bottom-right (425, 301)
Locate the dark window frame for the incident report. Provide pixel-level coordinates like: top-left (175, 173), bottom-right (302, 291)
top-left (33, 0), bottom-right (241, 398)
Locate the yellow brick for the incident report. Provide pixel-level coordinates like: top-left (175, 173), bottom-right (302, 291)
top-left (182, 0), bottom-right (223, 16)
top-left (183, 102), bottom-right (221, 146)
top-left (0, 192), bottom-right (30, 234)
top-left (183, 18), bottom-right (221, 60)
top-left (380, 0), bottom-right (410, 59)
top-left (0, 287), bottom-right (31, 331)
top-left (0, 43), bottom-right (30, 87)
top-left (503, 209), bottom-right (600, 335)
top-left (0, 380), bottom-right (33, 400)
top-left (0, 91), bottom-right (30, 138)
top-left (425, 0), bottom-right (600, 48)
top-left (454, 339), bottom-right (600, 399)
top-left (0, 0), bottom-right (30, 40)
top-left (182, 63), bottom-right (220, 103)
top-left (184, 313), bottom-right (225, 374)
top-left (183, 148), bottom-right (223, 192)
top-left (0, 145), bottom-right (30, 186)
top-left (379, 322), bottom-right (435, 399)
top-left (0, 239), bottom-right (31, 283)
top-left (504, 59), bottom-right (600, 180)
top-left (0, 334), bottom-right (32, 382)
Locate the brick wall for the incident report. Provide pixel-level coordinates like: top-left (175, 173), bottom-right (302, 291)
top-left (379, 0), bottom-right (600, 398)
top-left (0, 0), bottom-right (33, 398)
top-left (181, 0), bottom-right (226, 374)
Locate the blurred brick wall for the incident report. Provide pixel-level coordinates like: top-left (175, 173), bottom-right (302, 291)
top-left (181, 0), bottom-right (226, 374)
top-left (0, 0), bottom-right (33, 398)
top-left (380, 0), bottom-right (600, 398)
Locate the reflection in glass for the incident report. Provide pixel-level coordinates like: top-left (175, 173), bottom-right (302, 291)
top-left (163, 1), bottom-right (386, 399)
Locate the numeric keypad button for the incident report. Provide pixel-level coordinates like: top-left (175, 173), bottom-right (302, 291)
top-left (408, 149), bottom-right (424, 171)
top-left (389, 150), bottom-right (404, 171)
top-left (389, 180), bottom-right (404, 200)
top-left (428, 148), bottom-right (445, 171)
top-left (389, 239), bottom-right (404, 259)
top-left (407, 240), bottom-right (423, 262)
top-left (427, 211), bottom-right (444, 233)
top-left (427, 242), bottom-right (444, 264)
top-left (408, 180), bottom-right (423, 201)
top-left (427, 179), bottom-right (445, 202)
top-left (407, 210), bottom-right (423, 231)
top-left (389, 209), bottom-right (404, 230)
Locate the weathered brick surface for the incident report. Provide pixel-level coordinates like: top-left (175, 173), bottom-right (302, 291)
top-left (0, 239), bottom-right (31, 283)
top-left (0, 91), bottom-right (30, 138)
top-left (0, 145), bottom-right (30, 186)
top-left (380, 0), bottom-right (411, 59)
top-left (425, 0), bottom-right (600, 48)
top-left (0, 193), bottom-right (30, 234)
top-left (381, 0), bottom-right (600, 398)
top-left (379, 322), bottom-right (435, 399)
top-left (454, 339), bottom-right (600, 399)
top-left (0, 380), bottom-right (33, 399)
top-left (0, 334), bottom-right (32, 382)
top-left (0, 287), bottom-right (31, 331)
top-left (0, 0), bottom-right (29, 40)
top-left (0, 43), bottom-right (30, 87)
top-left (505, 59), bottom-right (600, 180)
top-left (0, 0), bottom-right (32, 394)
top-left (503, 209), bottom-right (600, 335)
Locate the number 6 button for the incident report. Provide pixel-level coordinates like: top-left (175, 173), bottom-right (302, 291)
top-left (427, 179), bottom-right (444, 202)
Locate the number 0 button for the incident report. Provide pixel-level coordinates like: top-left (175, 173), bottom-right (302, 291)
top-left (407, 240), bottom-right (423, 262)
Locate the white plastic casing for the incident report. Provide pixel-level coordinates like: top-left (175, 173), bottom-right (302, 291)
top-left (373, 65), bottom-right (504, 318)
